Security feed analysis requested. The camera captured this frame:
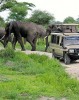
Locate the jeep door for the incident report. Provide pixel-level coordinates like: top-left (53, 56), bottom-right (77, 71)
top-left (51, 34), bottom-right (63, 57)
top-left (58, 36), bottom-right (63, 57)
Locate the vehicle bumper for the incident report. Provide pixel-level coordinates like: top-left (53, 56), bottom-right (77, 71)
top-left (68, 53), bottom-right (79, 59)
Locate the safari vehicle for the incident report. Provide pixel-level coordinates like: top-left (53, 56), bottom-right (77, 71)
top-left (49, 24), bottom-right (79, 64)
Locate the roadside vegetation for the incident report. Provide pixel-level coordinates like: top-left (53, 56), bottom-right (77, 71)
top-left (15, 38), bottom-right (46, 52)
top-left (0, 46), bottom-right (79, 100)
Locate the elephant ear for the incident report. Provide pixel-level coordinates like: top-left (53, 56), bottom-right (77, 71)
top-left (5, 22), bottom-right (12, 35)
top-left (6, 21), bottom-right (19, 35)
top-left (9, 21), bottom-right (13, 34)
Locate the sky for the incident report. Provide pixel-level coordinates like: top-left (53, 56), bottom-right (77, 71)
top-left (0, 0), bottom-right (79, 21)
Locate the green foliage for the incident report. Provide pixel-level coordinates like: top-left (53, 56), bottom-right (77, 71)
top-left (63, 16), bottom-right (76, 23)
top-left (0, 17), bottom-right (5, 27)
top-left (76, 18), bottom-right (79, 24)
top-left (54, 21), bottom-right (63, 24)
top-left (0, 46), bottom-right (15, 59)
top-left (7, 4), bottom-right (27, 21)
top-left (0, 0), bottom-right (15, 4)
top-left (0, 0), bottom-right (35, 21)
top-left (22, 38), bottom-right (45, 51)
top-left (0, 51), bottom-right (79, 99)
top-left (28, 10), bottom-right (55, 26)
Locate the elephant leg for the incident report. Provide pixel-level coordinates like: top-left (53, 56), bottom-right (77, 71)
top-left (4, 36), bottom-right (9, 48)
top-left (27, 38), bottom-right (36, 51)
top-left (17, 36), bottom-right (25, 51)
top-left (45, 36), bottom-right (49, 52)
top-left (32, 38), bottom-right (37, 51)
top-left (12, 37), bottom-right (17, 50)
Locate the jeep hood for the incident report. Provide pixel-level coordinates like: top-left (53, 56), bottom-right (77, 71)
top-left (65, 45), bottom-right (79, 49)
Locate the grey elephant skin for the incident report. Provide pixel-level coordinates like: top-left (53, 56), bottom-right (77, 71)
top-left (24, 24), bottom-right (46, 44)
top-left (4, 21), bottom-right (47, 51)
top-left (45, 24), bottom-right (63, 51)
top-left (45, 25), bottom-right (54, 51)
top-left (0, 28), bottom-right (12, 47)
top-left (45, 25), bottom-right (59, 51)
top-left (36, 25), bottom-right (46, 38)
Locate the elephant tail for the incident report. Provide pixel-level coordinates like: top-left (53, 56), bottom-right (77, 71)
top-left (0, 35), bottom-right (5, 40)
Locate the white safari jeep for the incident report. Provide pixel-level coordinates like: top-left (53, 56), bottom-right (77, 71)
top-left (49, 24), bottom-right (79, 64)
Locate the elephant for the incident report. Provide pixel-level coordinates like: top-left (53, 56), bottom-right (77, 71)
top-left (45, 24), bottom-right (63, 51)
top-left (23, 24), bottom-right (46, 44)
top-left (34, 24), bottom-right (47, 44)
top-left (4, 21), bottom-right (47, 51)
top-left (0, 28), bottom-right (13, 47)
top-left (44, 25), bottom-right (54, 51)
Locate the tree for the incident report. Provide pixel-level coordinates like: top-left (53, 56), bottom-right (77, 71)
top-left (0, 0), bottom-right (35, 21)
top-left (63, 16), bottom-right (76, 23)
top-left (0, 0), bottom-right (8, 4)
top-left (0, 16), bottom-right (5, 27)
top-left (28, 10), bottom-right (55, 26)
top-left (54, 21), bottom-right (62, 24)
top-left (76, 17), bottom-right (79, 24)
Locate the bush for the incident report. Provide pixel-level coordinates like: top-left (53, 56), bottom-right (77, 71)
top-left (0, 46), bottom-right (15, 58)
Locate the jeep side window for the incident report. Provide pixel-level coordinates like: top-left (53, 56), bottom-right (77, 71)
top-left (60, 37), bottom-right (63, 46)
top-left (57, 36), bottom-right (59, 44)
top-left (51, 35), bottom-right (59, 44)
top-left (51, 35), bottom-right (56, 43)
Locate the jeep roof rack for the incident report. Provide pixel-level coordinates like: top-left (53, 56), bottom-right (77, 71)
top-left (52, 23), bottom-right (79, 26)
top-left (51, 32), bottom-right (79, 36)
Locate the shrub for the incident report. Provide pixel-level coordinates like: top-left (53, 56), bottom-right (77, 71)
top-left (0, 46), bottom-right (15, 58)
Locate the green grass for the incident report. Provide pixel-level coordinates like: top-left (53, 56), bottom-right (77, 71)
top-left (0, 47), bottom-right (79, 100)
top-left (15, 38), bottom-right (46, 51)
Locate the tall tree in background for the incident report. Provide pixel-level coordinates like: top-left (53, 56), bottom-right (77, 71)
top-left (0, 16), bottom-right (5, 27)
top-left (0, 0), bottom-right (35, 21)
top-left (28, 10), bottom-right (55, 26)
top-left (76, 17), bottom-right (79, 24)
top-left (63, 16), bottom-right (76, 23)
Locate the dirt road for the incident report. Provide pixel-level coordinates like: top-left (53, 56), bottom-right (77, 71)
top-left (21, 50), bottom-right (79, 80)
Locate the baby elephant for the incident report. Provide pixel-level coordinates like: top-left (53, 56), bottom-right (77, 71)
top-left (0, 28), bottom-right (13, 47)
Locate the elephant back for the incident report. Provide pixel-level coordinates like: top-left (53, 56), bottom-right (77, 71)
top-left (18, 22), bottom-right (37, 34)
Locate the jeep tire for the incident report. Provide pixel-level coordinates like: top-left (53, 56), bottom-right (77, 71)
top-left (52, 50), bottom-right (56, 58)
top-left (64, 53), bottom-right (71, 64)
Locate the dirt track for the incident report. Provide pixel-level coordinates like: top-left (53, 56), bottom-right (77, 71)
top-left (21, 50), bottom-right (79, 80)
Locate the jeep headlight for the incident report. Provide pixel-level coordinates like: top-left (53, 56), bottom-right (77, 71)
top-left (68, 49), bottom-right (74, 53)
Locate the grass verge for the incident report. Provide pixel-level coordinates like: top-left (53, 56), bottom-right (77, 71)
top-left (0, 47), bottom-right (79, 100)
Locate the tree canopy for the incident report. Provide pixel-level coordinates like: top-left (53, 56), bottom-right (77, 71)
top-left (0, 0), bottom-right (35, 21)
top-left (28, 10), bottom-right (55, 26)
top-left (0, 16), bottom-right (5, 27)
top-left (63, 16), bottom-right (76, 23)
top-left (0, 0), bottom-right (77, 25)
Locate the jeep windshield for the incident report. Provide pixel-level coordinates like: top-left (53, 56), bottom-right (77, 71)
top-left (64, 36), bottom-right (79, 46)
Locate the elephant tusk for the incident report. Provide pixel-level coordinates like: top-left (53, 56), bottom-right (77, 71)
top-left (44, 36), bottom-right (48, 39)
top-left (0, 35), bottom-right (5, 40)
